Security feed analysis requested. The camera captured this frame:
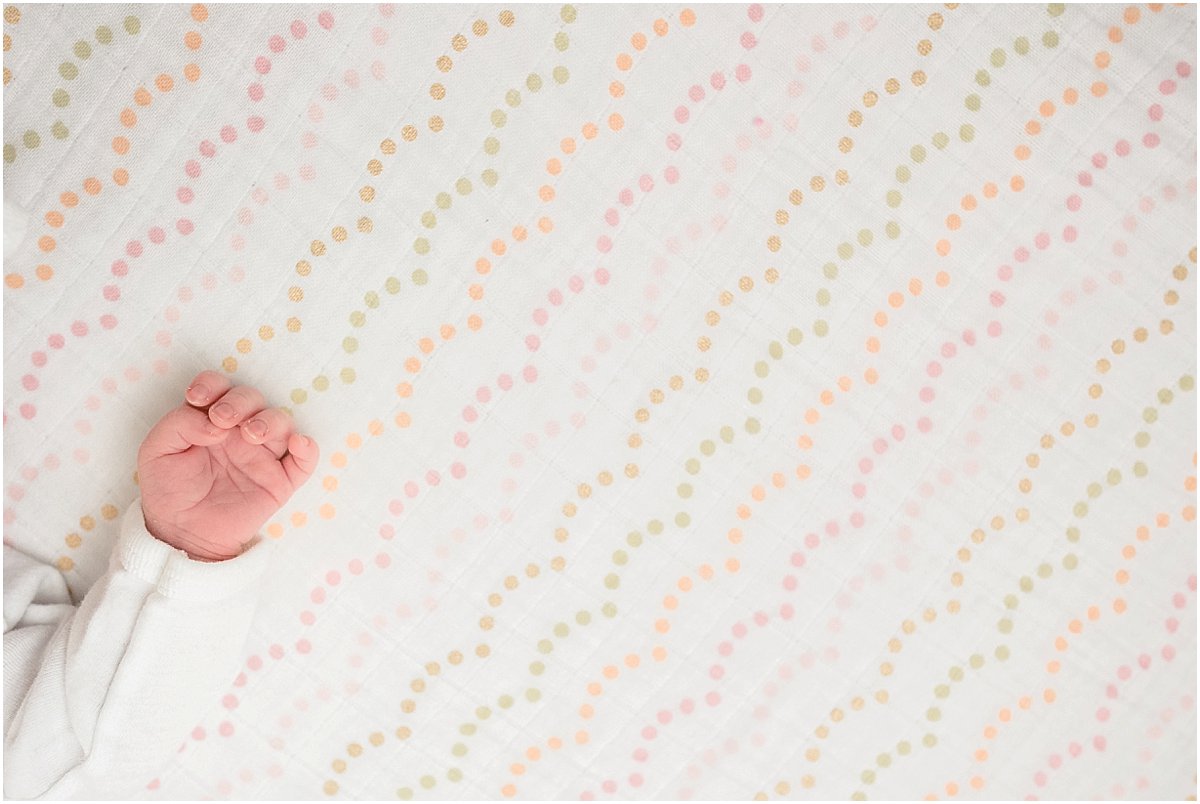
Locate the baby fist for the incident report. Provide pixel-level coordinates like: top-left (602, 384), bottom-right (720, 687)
top-left (137, 370), bottom-right (319, 561)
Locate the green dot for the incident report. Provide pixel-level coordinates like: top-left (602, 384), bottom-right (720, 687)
top-left (505, 89), bottom-right (521, 107)
top-left (604, 573), bottom-right (620, 589)
top-left (748, 388), bottom-right (763, 404)
top-left (626, 532), bottom-right (643, 548)
top-left (886, 189), bottom-right (902, 207)
top-left (685, 458), bottom-right (701, 474)
top-left (677, 483), bottom-right (693, 499)
top-left (59, 62), bottom-right (78, 80)
top-left (364, 291), bottom-right (380, 308)
top-left (699, 439), bottom-right (716, 456)
top-left (525, 688), bottom-right (541, 703)
top-left (411, 269), bottom-right (428, 285)
top-left (526, 73), bottom-right (543, 92)
top-left (975, 69), bottom-right (991, 87)
top-left (413, 238), bottom-right (430, 255)
top-left (22, 130), bottom-right (40, 149)
top-left (1047, 3), bottom-right (1065, 16)
top-left (861, 770), bottom-right (876, 785)
top-left (73, 40), bottom-right (92, 59)
top-left (349, 311), bottom-right (366, 327)
top-left (397, 788), bottom-right (413, 800)
top-left (537, 639), bottom-right (553, 654)
top-left (934, 684), bottom-right (950, 699)
top-left (990, 48), bottom-right (1006, 67)
top-left (313, 375), bottom-right (330, 391)
top-left (1042, 30), bottom-right (1059, 48)
top-left (452, 743), bottom-right (468, 757)
top-left (420, 211), bottom-right (437, 229)
top-left (483, 137), bottom-right (500, 155)
top-left (876, 753), bottom-right (891, 768)
top-left (1087, 482), bottom-right (1102, 499)
top-left (1073, 501), bottom-right (1089, 517)
top-left (911, 144), bottom-right (926, 163)
top-left (95, 25), bottom-right (113, 44)
top-left (745, 418), bottom-right (761, 434)
top-left (965, 94), bottom-right (982, 111)
top-left (932, 132), bottom-right (949, 149)
top-left (420, 775), bottom-right (435, 789)
top-left (1062, 553), bottom-right (1078, 570)
top-left (576, 610), bottom-right (592, 625)
top-left (343, 337), bottom-right (358, 353)
top-left (552, 66), bottom-right (569, 84)
top-left (455, 177), bottom-right (473, 195)
top-left (290, 389), bottom-right (307, 405)
top-left (553, 622), bottom-right (569, 637)
top-left (1133, 461), bottom-right (1148, 478)
top-left (1180, 375), bottom-right (1194, 391)
top-left (555, 32), bottom-right (570, 51)
top-left (53, 89), bottom-right (70, 107)
top-left (385, 277), bottom-right (401, 294)
top-left (613, 549), bottom-right (629, 564)
top-left (436, 192), bottom-right (452, 209)
top-left (1019, 576), bottom-right (1033, 593)
top-left (1014, 36), bottom-right (1030, 54)
top-left (648, 519), bottom-right (664, 535)
top-left (1037, 562), bottom-right (1053, 579)
top-left (675, 512), bottom-right (691, 527)
top-left (787, 327), bottom-right (804, 345)
top-left (560, 5), bottom-right (576, 23)
top-left (48, 121), bottom-right (65, 142)
top-left (1158, 388), bottom-right (1175, 405)
top-left (895, 165), bottom-right (911, 182)
top-left (491, 109), bottom-right (507, 128)
top-left (719, 425), bottom-right (735, 443)
top-left (1066, 526), bottom-right (1080, 543)
top-left (123, 15), bottom-right (140, 35)
top-left (814, 320), bottom-right (829, 337)
top-left (926, 707), bottom-right (941, 722)
top-left (897, 741), bottom-right (911, 755)
top-left (459, 722), bottom-right (476, 735)
top-left (447, 768), bottom-right (463, 783)
top-left (481, 169), bottom-right (498, 187)
top-left (529, 661), bottom-right (545, 675)
top-left (997, 618), bottom-right (1012, 634)
top-left (768, 341), bottom-right (783, 359)
top-left (995, 645), bottom-right (1010, 661)
top-left (823, 262), bottom-right (839, 280)
top-left (476, 706), bottom-right (491, 720)
top-left (1003, 594), bottom-right (1019, 610)
top-left (601, 602), bottom-right (617, 618)
top-left (959, 124), bottom-right (975, 142)
top-left (837, 242), bottom-right (854, 260)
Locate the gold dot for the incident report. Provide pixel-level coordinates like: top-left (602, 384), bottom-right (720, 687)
top-left (4, 6), bottom-right (19, 24)
top-left (697, 336), bottom-right (711, 352)
top-left (369, 732), bottom-right (385, 746)
top-left (472, 19), bottom-right (489, 36)
top-left (634, 408), bottom-right (649, 423)
top-left (401, 125), bottom-right (417, 142)
top-left (918, 39), bottom-right (933, 55)
top-left (56, 556), bottom-right (75, 572)
top-left (767, 235), bottom-right (781, 252)
top-left (428, 115), bottom-right (444, 132)
top-left (236, 338), bottom-right (252, 354)
top-left (705, 310), bottom-right (720, 326)
top-left (357, 216), bottom-right (373, 233)
top-left (838, 137), bottom-right (853, 153)
top-left (649, 389), bottom-right (665, 404)
top-left (400, 699), bottom-right (415, 713)
top-left (598, 470), bottom-right (614, 485)
top-left (287, 317), bottom-right (302, 333)
top-left (331, 225), bottom-right (348, 242)
top-left (738, 276), bottom-right (754, 292)
top-left (625, 463), bottom-right (639, 478)
top-left (65, 533), bottom-right (82, 548)
top-left (222, 356), bottom-right (238, 372)
top-left (912, 70), bottom-right (927, 86)
top-left (668, 375), bottom-right (683, 391)
top-left (718, 290), bottom-right (733, 306)
top-left (288, 286), bottom-right (304, 302)
top-left (627, 434), bottom-right (642, 448)
top-left (451, 34), bottom-right (468, 51)
top-left (835, 169), bottom-right (849, 185)
top-left (480, 615), bottom-right (495, 630)
top-left (694, 367), bottom-right (709, 383)
top-left (550, 556), bottom-right (566, 571)
top-left (863, 90), bottom-right (878, 107)
top-left (436, 55), bottom-right (453, 72)
top-left (811, 175), bottom-right (826, 192)
top-left (776, 209), bottom-right (790, 224)
top-left (380, 138), bottom-right (396, 155)
top-left (411, 678), bottom-right (426, 693)
top-left (311, 240), bottom-right (327, 256)
top-left (498, 10), bottom-right (514, 26)
top-left (367, 159), bottom-right (383, 176)
top-left (928, 12), bottom-right (944, 29)
top-left (323, 780), bottom-right (339, 795)
top-left (848, 110), bottom-right (863, 127)
top-left (258, 325), bottom-right (274, 341)
top-left (884, 78), bottom-right (900, 94)
top-left (296, 260), bottom-right (312, 276)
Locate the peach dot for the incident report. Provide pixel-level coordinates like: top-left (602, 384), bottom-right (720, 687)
top-left (1095, 50), bottom-right (1111, 68)
top-left (184, 63), bottom-right (200, 81)
top-left (191, 3), bottom-right (208, 21)
top-left (608, 113), bottom-right (624, 131)
top-left (680, 8), bottom-right (695, 26)
top-left (36, 265), bottom-right (52, 280)
top-left (616, 53), bottom-right (632, 70)
top-left (5, 274), bottom-right (24, 288)
top-left (38, 235), bottom-right (56, 252)
top-left (1063, 87), bottom-right (1079, 105)
top-left (982, 182), bottom-right (998, 198)
top-left (631, 32), bottom-right (647, 50)
top-left (1010, 175), bottom-right (1025, 192)
top-left (935, 271), bottom-right (950, 287)
top-left (83, 178), bottom-right (101, 195)
top-left (113, 169), bottom-right (128, 186)
top-left (935, 239), bottom-right (951, 256)
top-left (120, 108), bottom-right (137, 127)
top-left (1092, 81), bottom-right (1108, 97)
top-left (1015, 145), bottom-right (1031, 160)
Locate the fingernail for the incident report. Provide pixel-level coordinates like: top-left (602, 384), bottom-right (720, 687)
top-left (188, 383), bottom-right (209, 402)
top-left (212, 402), bottom-right (235, 421)
top-left (243, 419), bottom-right (268, 439)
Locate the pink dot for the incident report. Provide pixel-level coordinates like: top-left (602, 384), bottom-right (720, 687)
top-left (638, 174), bottom-right (654, 192)
top-left (247, 116), bottom-right (265, 133)
top-left (177, 186), bottom-right (195, 204)
top-left (1078, 171), bottom-right (1093, 187)
top-left (987, 321), bottom-right (1002, 337)
top-left (296, 639), bottom-right (311, 654)
top-left (705, 691), bottom-right (721, 706)
top-left (99, 314), bottom-right (116, 330)
top-left (1093, 736), bottom-right (1106, 751)
top-left (450, 462), bottom-right (466, 479)
top-left (1149, 103), bottom-right (1163, 121)
top-left (185, 160), bottom-right (201, 179)
top-left (1143, 132), bottom-right (1160, 148)
top-left (267, 34), bottom-right (286, 53)
top-left (318, 11), bottom-right (334, 29)
top-left (1062, 225), bottom-right (1076, 243)
top-left (1114, 140), bottom-right (1131, 157)
top-left (498, 373), bottom-right (514, 391)
top-left (1034, 232), bottom-right (1050, 249)
top-left (177, 218), bottom-right (194, 235)
top-left (568, 275), bottom-right (585, 292)
top-left (199, 140), bottom-right (216, 157)
top-left (604, 208), bottom-right (619, 226)
top-left (1160, 79), bottom-right (1177, 95)
top-left (602, 782), bottom-right (617, 794)
top-left (372, 26), bottom-right (387, 45)
top-left (594, 267), bottom-right (610, 284)
top-left (219, 721), bottom-right (234, 737)
top-left (522, 365), bottom-right (538, 383)
top-left (597, 235), bottom-right (612, 253)
top-left (1178, 61), bottom-right (1192, 77)
top-left (747, 3), bottom-right (763, 21)
top-left (126, 239), bottom-right (145, 257)
top-left (220, 125), bottom-right (237, 143)
top-left (291, 19), bottom-right (307, 38)
top-left (404, 481), bottom-right (419, 498)
top-left (222, 694), bottom-right (239, 710)
top-left (462, 406), bottom-right (477, 422)
top-left (269, 644), bottom-right (284, 660)
top-left (919, 386), bottom-right (935, 403)
top-left (254, 56), bottom-right (271, 74)
top-left (666, 132), bottom-right (682, 151)
top-left (1092, 152), bottom-right (1108, 168)
top-left (344, 69), bottom-right (360, 88)
top-left (1014, 246), bottom-right (1030, 263)
top-left (71, 320), bottom-right (88, 337)
top-left (664, 166), bottom-right (680, 184)
top-left (192, 726), bottom-right (206, 741)
top-left (548, 288), bottom-right (563, 305)
top-left (375, 552), bottom-right (391, 568)
top-left (711, 71), bottom-right (726, 90)
top-left (148, 226), bottom-right (165, 244)
top-left (735, 64), bottom-right (752, 82)
top-left (425, 470), bottom-right (441, 486)
top-left (454, 431), bottom-right (469, 447)
top-left (740, 31), bottom-right (757, 49)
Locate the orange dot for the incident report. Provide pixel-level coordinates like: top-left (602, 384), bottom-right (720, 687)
top-left (547, 737), bottom-right (562, 750)
top-left (1095, 51), bottom-right (1111, 68)
top-left (1113, 597), bottom-right (1127, 613)
top-left (887, 292), bottom-right (904, 308)
top-left (698, 563), bottom-right (714, 580)
top-left (191, 3), bottom-right (208, 21)
top-left (587, 681), bottom-right (602, 695)
top-left (736, 504), bottom-right (751, 520)
top-left (112, 136), bottom-right (130, 154)
top-left (1184, 505), bottom-right (1196, 522)
top-left (395, 412), bottom-right (412, 428)
top-left (538, 184), bottom-right (555, 202)
top-left (797, 435), bottom-right (813, 450)
top-left (873, 311), bottom-right (888, 327)
top-left (651, 646), bottom-right (668, 661)
top-left (935, 239), bottom-right (951, 256)
top-left (582, 122), bottom-right (598, 140)
top-left (1156, 513), bottom-right (1170, 528)
top-left (1091, 81), bottom-right (1108, 97)
top-left (1087, 605), bottom-right (1100, 620)
top-left (631, 32), bottom-right (647, 50)
top-left (946, 783), bottom-right (958, 796)
top-left (319, 503), bottom-right (335, 519)
top-left (819, 389), bottom-right (834, 405)
top-left (837, 375), bottom-right (852, 392)
top-left (575, 731), bottom-right (589, 745)
top-left (1009, 175), bottom-right (1025, 192)
top-left (725, 557), bottom-right (740, 573)
top-left (863, 367), bottom-right (879, 385)
top-left (1018, 696), bottom-right (1031, 710)
top-left (404, 357), bottom-right (420, 373)
top-left (83, 178), bottom-right (102, 195)
top-left (184, 30), bottom-right (202, 49)
top-left (579, 705), bottom-right (593, 719)
top-left (1121, 545), bottom-right (1136, 559)
top-left (491, 239), bottom-right (506, 256)
top-left (467, 314), bottom-right (483, 331)
top-left (1063, 87), bottom-right (1079, 105)
top-left (609, 81), bottom-right (624, 98)
top-left (662, 596), bottom-right (677, 611)
top-left (804, 408), bottom-right (819, 424)
top-left (982, 182), bottom-right (998, 198)
top-left (624, 653), bottom-right (640, 668)
top-left (1108, 26), bottom-right (1123, 43)
top-left (680, 8), bottom-right (695, 26)
top-left (796, 464), bottom-right (812, 479)
top-left (1024, 120), bottom-right (1041, 136)
top-left (396, 382), bottom-right (413, 398)
top-left (616, 53), bottom-right (632, 71)
top-left (655, 618), bottom-right (670, 634)
top-left (511, 225), bottom-right (527, 242)
top-left (468, 284), bottom-right (484, 300)
top-left (537, 217), bottom-right (553, 233)
top-left (998, 708), bottom-right (1011, 722)
top-left (653, 18), bottom-right (668, 35)
top-left (677, 576), bottom-right (693, 592)
top-left (525, 747), bottom-right (541, 762)
top-left (751, 484), bottom-right (766, 502)
top-left (935, 271), bottom-right (950, 287)
top-left (866, 336), bottom-right (881, 353)
top-left (970, 777), bottom-right (984, 790)
top-left (133, 87), bottom-right (152, 106)
top-left (38, 235), bottom-right (55, 253)
top-left (439, 324), bottom-right (455, 341)
top-left (113, 168), bottom-right (128, 186)
top-left (291, 511), bottom-right (308, 527)
top-left (120, 108), bottom-right (137, 128)
top-left (1043, 688), bottom-right (1056, 703)
top-left (184, 63), bottom-right (200, 81)
top-left (156, 73), bottom-right (174, 92)
top-left (35, 264), bottom-right (52, 281)
top-left (418, 337), bottom-right (435, 354)
top-left (1136, 525), bottom-right (1150, 541)
top-left (267, 523), bottom-right (284, 538)
top-left (1115, 569), bottom-right (1129, 584)
top-left (5, 273), bottom-right (24, 288)
top-left (45, 211), bottom-right (63, 227)
top-left (946, 213), bottom-right (961, 230)
top-left (1039, 100), bottom-right (1056, 117)
top-left (1015, 145), bottom-right (1032, 160)
top-left (60, 191), bottom-right (79, 208)
top-left (501, 784), bottom-right (516, 797)
top-left (983, 726), bottom-right (997, 739)
top-left (475, 258), bottom-right (491, 275)
top-left (1123, 6), bottom-right (1139, 23)
top-left (330, 452), bottom-right (347, 468)
top-left (727, 527), bottom-right (743, 544)
top-left (608, 113), bottom-right (624, 131)
top-left (546, 158), bottom-right (562, 175)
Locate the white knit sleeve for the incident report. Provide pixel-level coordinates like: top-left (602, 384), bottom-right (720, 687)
top-left (3, 496), bottom-right (276, 799)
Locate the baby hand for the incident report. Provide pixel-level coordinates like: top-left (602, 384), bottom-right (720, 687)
top-left (136, 370), bottom-right (320, 561)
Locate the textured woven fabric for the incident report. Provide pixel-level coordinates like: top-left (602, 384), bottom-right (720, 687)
top-left (3, 3), bottom-right (1197, 800)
